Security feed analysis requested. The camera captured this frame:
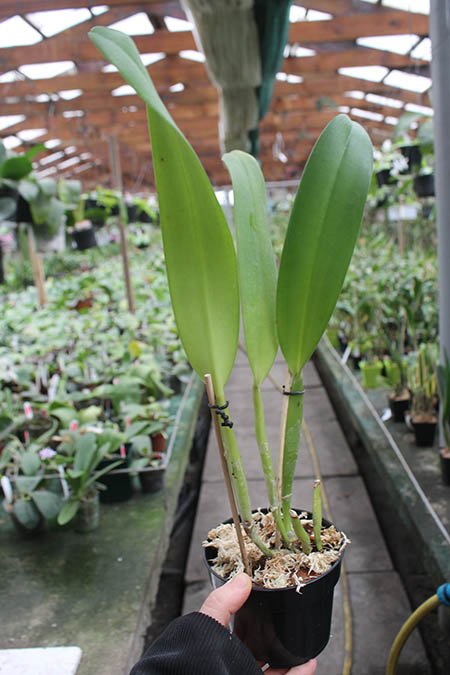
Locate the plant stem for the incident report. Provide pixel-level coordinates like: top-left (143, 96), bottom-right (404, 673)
top-left (253, 383), bottom-right (289, 544)
top-left (281, 371), bottom-right (304, 530)
top-left (312, 480), bottom-right (323, 552)
top-left (216, 386), bottom-right (273, 557)
top-left (290, 509), bottom-right (312, 554)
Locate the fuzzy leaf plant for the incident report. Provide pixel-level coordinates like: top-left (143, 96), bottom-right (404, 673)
top-left (89, 27), bottom-right (373, 558)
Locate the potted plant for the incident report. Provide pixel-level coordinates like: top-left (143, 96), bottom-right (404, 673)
top-left (437, 351), bottom-right (450, 486)
top-left (56, 431), bottom-right (122, 532)
top-left (407, 344), bottom-right (438, 447)
top-left (90, 27), bottom-right (373, 667)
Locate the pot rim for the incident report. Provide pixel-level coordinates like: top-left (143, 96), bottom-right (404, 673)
top-left (203, 507), bottom-right (345, 592)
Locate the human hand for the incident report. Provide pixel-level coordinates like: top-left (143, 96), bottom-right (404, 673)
top-left (200, 573), bottom-right (317, 675)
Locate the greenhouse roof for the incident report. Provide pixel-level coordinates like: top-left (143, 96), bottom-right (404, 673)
top-left (0, 0), bottom-right (431, 190)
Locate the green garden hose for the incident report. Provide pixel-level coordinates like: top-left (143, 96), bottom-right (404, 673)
top-left (386, 583), bottom-right (450, 675)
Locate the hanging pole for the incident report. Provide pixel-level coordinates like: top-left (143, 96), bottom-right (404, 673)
top-left (27, 226), bottom-right (46, 307)
top-left (430, 0), bottom-right (450, 446)
top-left (107, 134), bottom-right (135, 314)
top-left (204, 374), bottom-right (251, 575)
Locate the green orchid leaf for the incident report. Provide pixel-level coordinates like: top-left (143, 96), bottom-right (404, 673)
top-left (223, 151), bottom-right (278, 385)
top-left (13, 498), bottom-right (41, 529)
top-left (89, 26), bottom-right (239, 393)
top-left (277, 114), bottom-right (373, 375)
top-left (32, 490), bottom-right (63, 520)
top-left (24, 143), bottom-right (46, 162)
top-left (57, 499), bottom-right (79, 526)
top-left (1, 156), bottom-right (32, 181)
top-left (20, 450), bottom-right (41, 476)
top-left (0, 197), bottom-right (16, 220)
top-left (15, 475), bottom-right (41, 494)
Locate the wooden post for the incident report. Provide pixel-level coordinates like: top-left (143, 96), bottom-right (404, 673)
top-left (107, 134), bottom-right (135, 314)
top-left (204, 374), bottom-right (251, 575)
top-left (27, 226), bottom-right (46, 307)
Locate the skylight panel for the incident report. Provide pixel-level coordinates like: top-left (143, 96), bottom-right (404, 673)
top-left (289, 5), bottom-right (307, 21)
top-left (17, 129), bottom-right (47, 141)
top-left (2, 136), bottom-right (21, 150)
top-left (384, 69), bottom-right (431, 92)
top-left (307, 10), bottom-right (332, 20)
top-left (180, 50), bottom-right (206, 63)
top-left (356, 34), bottom-right (420, 55)
top-left (284, 44), bottom-right (316, 58)
top-left (165, 17), bottom-right (193, 32)
top-left (80, 152), bottom-right (92, 161)
top-left (44, 139), bottom-right (61, 149)
top-left (411, 38), bottom-right (431, 61)
top-left (338, 106), bottom-right (350, 113)
top-left (276, 72), bottom-right (303, 84)
top-left (169, 83), bottom-right (185, 93)
top-left (345, 90), bottom-right (365, 99)
top-left (339, 66), bottom-right (389, 82)
top-left (65, 146), bottom-right (77, 154)
top-left (385, 116), bottom-right (399, 125)
top-left (26, 9), bottom-right (91, 37)
top-left (404, 102), bottom-right (433, 115)
top-left (112, 85), bottom-right (136, 96)
top-left (36, 166), bottom-right (57, 178)
top-left (91, 6), bottom-right (109, 16)
top-left (0, 115), bottom-right (25, 131)
top-left (0, 16), bottom-right (42, 47)
top-left (19, 61), bottom-right (76, 80)
top-left (40, 151), bottom-right (65, 166)
top-left (34, 94), bottom-right (51, 103)
top-left (365, 93), bottom-right (404, 108)
top-left (109, 13), bottom-right (155, 35)
top-left (0, 71), bottom-right (21, 84)
top-left (74, 162), bottom-right (95, 174)
top-left (62, 110), bottom-right (84, 118)
top-left (58, 89), bottom-right (83, 100)
top-left (382, 0), bottom-right (429, 14)
top-left (58, 157), bottom-right (81, 171)
top-left (351, 108), bottom-right (384, 122)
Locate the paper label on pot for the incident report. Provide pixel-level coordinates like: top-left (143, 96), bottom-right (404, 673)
top-left (23, 402), bottom-right (33, 420)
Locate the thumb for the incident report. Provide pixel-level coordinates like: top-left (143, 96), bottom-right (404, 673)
top-left (200, 573), bottom-right (252, 627)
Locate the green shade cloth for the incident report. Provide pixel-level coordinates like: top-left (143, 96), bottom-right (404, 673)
top-left (250, 0), bottom-right (293, 156)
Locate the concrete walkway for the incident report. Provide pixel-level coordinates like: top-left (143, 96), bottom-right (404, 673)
top-left (183, 352), bottom-right (431, 675)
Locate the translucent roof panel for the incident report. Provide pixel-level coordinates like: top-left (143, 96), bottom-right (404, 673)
top-left (109, 13), bottom-right (155, 36)
top-left (180, 50), bottom-right (206, 63)
top-left (112, 85), bottom-right (136, 97)
top-left (285, 45), bottom-right (316, 57)
top-left (0, 16), bottom-right (42, 47)
top-left (165, 17), bottom-right (193, 32)
top-left (26, 9), bottom-right (91, 37)
top-left (169, 83), bottom-right (185, 93)
top-left (44, 139), bottom-right (61, 149)
top-left (0, 115), bottom-right (26, 131)
top-left (411, 38), bottom-right (431, 61)
top-left (306, 10), bottom-right (332, 20)
top-left (62, 110), bottom-right (84, 118)
top-left (384, 69), bottom-right (431, 92)
top-left (356, 34), bottom-right (420, 55)
top-left (0, 71), bottom-right (21, 84)
top-left (385, 116), bottom-right (400, 125)
top-left (290, 6), bottom-right (307, 21)
top-left (339, 66), bottom-right (389, 82)
top-left (365, 93), bottom-right (404, 108)
top-left (404, 102), bottom-right (433, 115)
top-left (351, 108), bottom-right (384, 121)
top-left (2, 136), bottom-right (21, 150)
top-left (276, 72), bottom-right (303, 84)
top-left (19, 61), bottom-right (76, 80)
top-left (383, 0), bottom-right (429, 14)
top-left (58, 157), bottom-right (81, 170)
top-left (58, 89), bottom-right (83, 100)
top-left (91, 6), bottom-right (109, 16)
top-left (40, 151), bottom-right (65, 166)
top-left (17, 129), bottom-right (47, 141)
top-left (345, 90), bottom-right (365, 99)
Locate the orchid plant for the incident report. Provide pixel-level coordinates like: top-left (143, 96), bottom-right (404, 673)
top-left (90, 27), bottom-right (373, 556)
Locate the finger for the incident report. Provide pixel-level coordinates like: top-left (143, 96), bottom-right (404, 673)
top-left (200, 573), bottom-right (252, 627)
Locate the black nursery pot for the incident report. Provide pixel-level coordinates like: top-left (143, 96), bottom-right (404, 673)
top-left (399, 145), bottom-right (422, 173)
top-left (389, 395), bottom-right (410, 423)
top-left (204, 511), bottom-right (343, 668)
top-left (139, 468), bottom-right (164, 493)
top-left (73, 227), bottom-right (97, 251)
top-left (98, 446), bottom-right (133, 503)
top-left (412, 420), bottom-right (437, 447)
top-left (414, 173), bottom-right (435, 198)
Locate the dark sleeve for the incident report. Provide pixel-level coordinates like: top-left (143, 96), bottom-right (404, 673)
top-left (130, 612), bottom-right (262, 675)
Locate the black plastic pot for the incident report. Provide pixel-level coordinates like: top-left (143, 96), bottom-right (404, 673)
top-left (98, 447), bottom-right (133, 503)
top-left (399, 145), bottom-right (422, 173)
top-left (389, 394), bottom-right (410, 423)
top-left (413, 174), bottom-right (435, 198)
top-left (73, 227), bottom-right (97, 251)
top-left (15, 195), bottom-right (33, 224)
top-left (440, 449), bottom-right (450, 486)
top-left (412, 419), bottom-right (437, 447)
top-left (376, 169), bottom-right (396, 188)
top-left (126, 205), bottom-right (138, 222)
top-left (204, 510), bottom-right (343, 668)
top-left (139, 468), bottom-right (164, 493)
